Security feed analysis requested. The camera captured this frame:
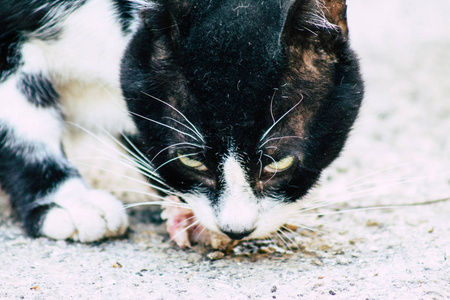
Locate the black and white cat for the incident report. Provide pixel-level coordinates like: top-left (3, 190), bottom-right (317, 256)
top-left (0, 0), bottom-right (363, 243)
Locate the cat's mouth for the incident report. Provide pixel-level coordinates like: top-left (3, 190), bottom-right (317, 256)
top-left (162, 194), bottom-right (300, 249)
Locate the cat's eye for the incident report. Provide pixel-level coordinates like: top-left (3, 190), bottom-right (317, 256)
top-left (177, 152), bottom-right (208, 171)
top-left (264, 155), bottom-right (295, 173)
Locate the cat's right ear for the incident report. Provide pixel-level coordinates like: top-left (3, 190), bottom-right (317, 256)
top-left (139, 4), bottom-right (175, 39)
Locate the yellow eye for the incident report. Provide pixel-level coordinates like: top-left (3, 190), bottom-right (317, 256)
top-left (177, 152), bottom-right (208, 171)
top-left (264, 155), bottom-right (295, 173)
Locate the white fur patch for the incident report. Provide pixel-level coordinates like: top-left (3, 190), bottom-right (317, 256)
top-left (58, 81), bottom-right (136, 135)
top-left (43, 0), bottom-right (132, 85)
top-left (41, 178), bottom-right (128, 242)
top-left (183, 192), bottom-right (221, 233)
top-left (22, 0), bottom-right (137, 136)
top-left (217, 154), bottom-right (259, 234)
top-left (0, 74), bottom-right (63, 155)
top-left (184, 153), bottom-right (304, 239)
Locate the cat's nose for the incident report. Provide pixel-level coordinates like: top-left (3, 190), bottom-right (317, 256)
top-left (221, 228), bottom-right (255, 240)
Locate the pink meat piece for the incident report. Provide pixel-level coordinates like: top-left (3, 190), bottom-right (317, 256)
top-left (161, 196), bottom-right (232, 249)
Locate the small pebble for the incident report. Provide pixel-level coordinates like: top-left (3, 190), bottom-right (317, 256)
top-left (207, 251), bottom-right (225, 260)
top-left (366, 220), bottom-right (381, 227)
top-left (313, 259), bottom-right (323, 266)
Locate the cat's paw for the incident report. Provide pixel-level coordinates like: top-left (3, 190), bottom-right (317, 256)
top-left (41, 180), bottom-right (128, 242)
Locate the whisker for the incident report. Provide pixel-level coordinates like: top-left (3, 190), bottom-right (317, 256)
top-left (269, 88), bottom-right (278, 124)
top-left (120, 133), bottom-right (152, 166)
top-left (256, 149), bottom-right (264, 177)
top-left (259, 94), bottom-right (304, 143)
top-left (174, 215), bottom-right (197, 228)
top-left (71, 138), bottom-right (171, 189)
top-left (151, 142), bottom-right (203, 163)
top-left (74, 161), bottom-right (183, 197)
top-left (129, 110), bottom-right (200, 142)
top-left (162, 117), bottom-right (206, 144)
top-left (263, 154), bottom-right (277, 183)
top-left (123, 200), bottom-right (190, 210)
top-left (110, 189), bottom-right (187, 206)
top-left (154, 152), bottom-right (202, 172)
top-left (335, 172), bottom-right (449, 194)
top-left (66, 122), bottom-right (161, 180)
top-left (300, 196), bottom-right (450, 217)
top-left (344, 161), bottom-right (417, 186)
top-left (169, 219), bottom-right (201, 243)
top-left (194, 225), bottom-right (207, 237)
top-left (279, 226), bottom-right (300, 250)
top-left (285, 222), bottom-right (328, 235)
top-left (274, 231), bottom-right (290, 249)
top-left (300, 174), bottom-right (447, 213)
top-left (259, 136), bottom-right (305, 148)
top-left (298, 206), bottom-right (402, 217)
top-left (141, 91), bottom-right (205, 143)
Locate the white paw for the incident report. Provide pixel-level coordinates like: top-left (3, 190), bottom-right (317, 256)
top-left (41, 179), bottom-right (128, 242)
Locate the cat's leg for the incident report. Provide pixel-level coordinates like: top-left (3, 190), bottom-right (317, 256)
top-left (0, 71), bottom-right (128, 242)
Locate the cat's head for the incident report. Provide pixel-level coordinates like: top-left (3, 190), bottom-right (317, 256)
top-left (121, 0), bottom-right (363, 240)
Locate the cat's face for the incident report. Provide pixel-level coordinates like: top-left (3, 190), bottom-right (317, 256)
top-left (121, 0), bottom-right (363, 239)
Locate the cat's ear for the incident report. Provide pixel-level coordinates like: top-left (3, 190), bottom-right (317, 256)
top-left (139, 4), bottom-right (176, 38)
top-left (139, 1), bottom-right (194, 48)
top-left (281, 0), bottom-right (348, 47)
top-left (321, 0), bottom-right (348, 35)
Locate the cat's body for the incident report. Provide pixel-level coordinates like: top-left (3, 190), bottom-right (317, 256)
top-left (0, 0), bottom-right (363, 243)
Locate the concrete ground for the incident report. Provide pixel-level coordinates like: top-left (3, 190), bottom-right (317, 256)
top-left (1, 0), bottom-right (449, 299)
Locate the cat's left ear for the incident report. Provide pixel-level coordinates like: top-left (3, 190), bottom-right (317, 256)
top-left (322, 0), bottom-right (348, 36)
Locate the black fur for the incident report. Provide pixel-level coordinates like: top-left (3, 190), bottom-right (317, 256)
top-left (18, 74), bottom-right (60, 108)
top-left (0, 126), bottom-right (79, 236)
top-left (0, 0), bottom-right (86, 81)
top-left (0, 0), bottom-right (363, 241)
top-left (112, 0), bottom-right (139, 33)
top-left (121, 0), bottom-right (364, 208)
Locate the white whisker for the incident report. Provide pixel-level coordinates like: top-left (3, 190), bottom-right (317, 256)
top-left (170, 219), bottom-right (201, 243)
top-left (120, 133), bottom-right (152, 166)
top-left (151, 142), bottom-right (203, 163)
top-left (129, 110), bottom-right (200, 142)
top-left (279, 226), bottom-right (300, 250)
top-left (274, 231), bottom-right (290, 249)
top-left (175, 215), bottom-right (197, 228)
top-left (162, 117), bottom-right (206, 144)
top-left (67, 122), bottom-right (155, 173)
top-left (269, 88), bottom-right (278, 123)
top-left (344, 162), bottom-right (416, 186)
top-left (141, 91), bottom-right (205, 143)
top-left (123, 200), bottom-right (190, 210)
top-left (256, 149), bottom-right (264, 177)
top-left (74, 161), bottom-right (182, 197)
top-left (299, 172), bottom-right (450, 214)
top-left (286, 222), bottom-right (327, 235)
top-left (259, 135), bottom-right (305, 148)
top-left (154, 152), bottom-right (202, 172)
top-left (263, 154), bottom-right (277, 183)
top-left (300, 196), bottom-right (450, 218)
top-left (260, 94), bottom-right (304, 143)
top-left (70, 135), bottom-right (170, 189)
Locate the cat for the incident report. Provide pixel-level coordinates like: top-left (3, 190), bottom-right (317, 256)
top-left (0, 0), bottom-right (363, 243)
